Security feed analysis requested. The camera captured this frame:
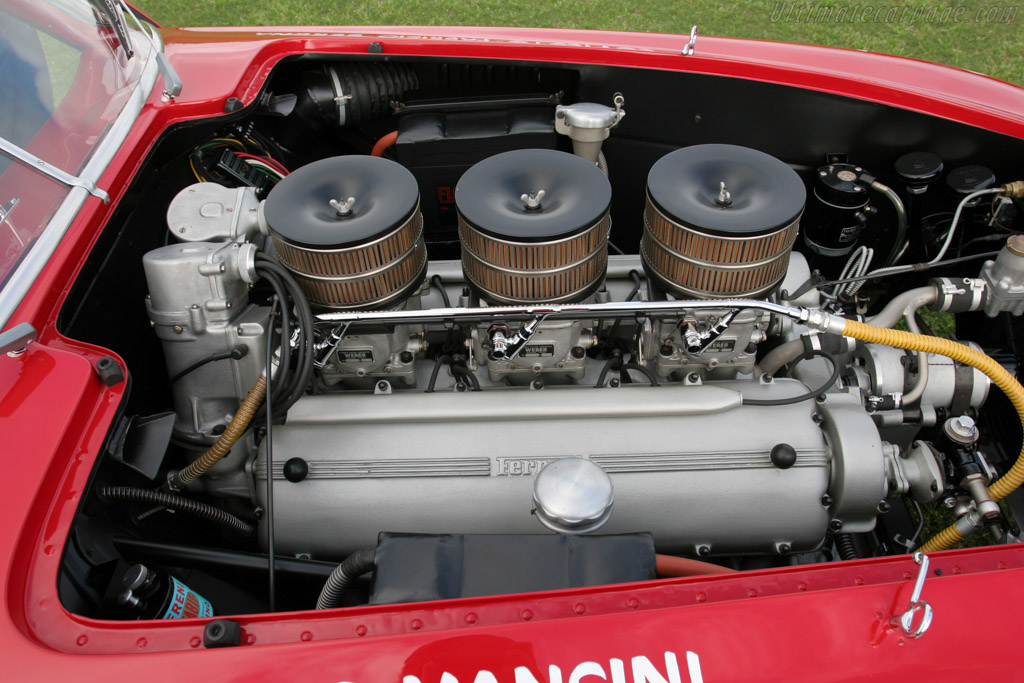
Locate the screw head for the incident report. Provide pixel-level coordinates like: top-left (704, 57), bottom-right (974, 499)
top-left (609, 378), bottom-right (621, 388)
top-left (829, 520), bottom-right (843, 532)
top-left (172, 325), bottom-right (184, 334)
top-left (821, 494), bottom-right (833, 508)
top-left (877, 501), bottom-right (891, 514)
top-left (697, 545), bottom-right (711, 556)
top-left (812, 413), bottom-right (824, 424)
top-left (687, 372), bottom-right (700, 383)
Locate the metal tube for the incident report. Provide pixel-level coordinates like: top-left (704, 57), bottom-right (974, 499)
top-left (315, 298), bottom-right (805, 326)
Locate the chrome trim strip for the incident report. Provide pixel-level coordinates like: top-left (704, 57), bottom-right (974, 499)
top-left (0, 137), bottom-right (109, 201)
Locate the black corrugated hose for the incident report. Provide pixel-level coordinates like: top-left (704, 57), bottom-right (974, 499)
top-left (316, 548), bottom-right (376, 610)
top-left (835, 533), bottom-right (861, 561)
top-left (99, 486), bottom-right (255, 537)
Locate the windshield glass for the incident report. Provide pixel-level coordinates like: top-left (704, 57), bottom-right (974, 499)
top-left (0, 0), bottom-right (155, 289)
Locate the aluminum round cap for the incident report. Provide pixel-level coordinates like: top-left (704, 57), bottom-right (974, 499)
top-left (533, 457), bottom-right (614, 534)
top-left (121, 563), bottom-right (149, 590)
top-left (556, 102), bottom-right (619, 129)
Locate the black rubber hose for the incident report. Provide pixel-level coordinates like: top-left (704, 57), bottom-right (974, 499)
top-left (600, 271), bottom-right (643, 347)
top-left (255, 255), bottom-right (315, 414)
top-left (742, 349), bottom-right (840, 406)
top-left (316, 547), bottom-right (376, 609)
top-left (621, 362), bottom-right (659, 386)
top-left (595, 356), bottom-right (622, 388)
top-left (99, 486), bottom-right (255, 537)
top-left (169, 345), bottom-right (248, 383)
top-left (835, 533), bottom-right (861, 561)
top-left (425, 354), bottom-right (452, 393)
top-left (625, 269), bottom-right (643, 302)
top-left (426, 355), bottom-right (480, 392)
top-left (255, 267), bottom-right (292, 403)
top-left (430, 274), bottom-right (451, 308)
top-left (450, 364), bottom-right (481, 391)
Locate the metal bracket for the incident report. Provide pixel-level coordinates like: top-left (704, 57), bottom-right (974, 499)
top-left (487, 315), bottom-right (547, 361)
top-left (890, 552), bottom-right (933, 639)
top-left (1, 322), bottom-right (36, 357)
top-left (0, 196), bottom-right (18, 225)
top-left (313, 322), bottom-right (351, 369)
top-left (682, 26), bottom-right (698, 56)
top-left (0, 137), bottom-right (110, 202)
top-left (155, 52), bottom-right (183, 100)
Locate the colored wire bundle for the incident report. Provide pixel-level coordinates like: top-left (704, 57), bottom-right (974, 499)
top-left (188, 135), bottom-right (289, 187)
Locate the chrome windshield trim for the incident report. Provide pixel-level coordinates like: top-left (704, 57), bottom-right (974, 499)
top-left (0, 31), bottom-right (162, 330)
top-left (0, 137), bottom-right (110, 202)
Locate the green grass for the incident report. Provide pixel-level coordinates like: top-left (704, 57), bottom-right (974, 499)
top-left (136, 0), bottom-right (1024, 85)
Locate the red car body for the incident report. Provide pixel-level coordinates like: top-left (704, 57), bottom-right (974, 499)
top-left (3, 12), bottom-right (1024, 682)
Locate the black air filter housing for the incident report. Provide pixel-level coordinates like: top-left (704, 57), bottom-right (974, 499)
top-left (456, 149), bottom-right (611, 304)
top-left (263, 155), bottom-right (426, 309)
top-left (642, 144), bottom-right (805, 299)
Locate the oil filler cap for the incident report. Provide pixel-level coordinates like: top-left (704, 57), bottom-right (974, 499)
top-left (533, 457), bottom-right (614, 534)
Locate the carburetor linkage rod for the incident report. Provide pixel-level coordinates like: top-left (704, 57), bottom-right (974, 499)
top-left (315, 299), bottom-right (810, 327)
top-left (314, 300), bottom-right (829, 363)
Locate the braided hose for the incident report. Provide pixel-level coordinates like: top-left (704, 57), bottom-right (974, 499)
top-left (100, 486), bottom-right (255, 536)
top-left (169, 373), bottom-right (267, 491)
top-left (839, 320), bottom-right (1024, 551)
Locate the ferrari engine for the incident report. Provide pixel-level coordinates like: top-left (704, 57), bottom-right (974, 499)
top-left (142, 136), bottom-right (994, 562)
top-left (61, 58), bottom-right (1024, 619)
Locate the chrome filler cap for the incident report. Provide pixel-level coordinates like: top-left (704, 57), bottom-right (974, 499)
top-left (533, 457), bottom-right (614, 534)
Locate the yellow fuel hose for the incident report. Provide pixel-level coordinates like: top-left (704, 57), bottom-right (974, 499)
top-left (839, 320), bottom-right (1024, 551)
top-left (168, 373), bottom-right (268, 491)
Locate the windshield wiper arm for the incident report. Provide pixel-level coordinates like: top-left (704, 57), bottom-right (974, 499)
top-left (98, 0), bottom-right (135, 58)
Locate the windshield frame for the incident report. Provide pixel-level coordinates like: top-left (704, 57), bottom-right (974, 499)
top-left (0, 1), bottom-right (162, 330)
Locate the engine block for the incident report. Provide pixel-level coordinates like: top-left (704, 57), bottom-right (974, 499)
top-left (251, 379), bottom-right (882, 559)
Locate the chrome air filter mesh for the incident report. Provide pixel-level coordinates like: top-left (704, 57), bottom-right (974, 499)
top-left (263, 156), bottom-right (426, 309)
top-left (456, 149), bottom-right (611, 304)
top-left (642, 144), bottom-right (805, 299)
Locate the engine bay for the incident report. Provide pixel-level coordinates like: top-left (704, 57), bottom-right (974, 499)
top-left (58, 55), bottom-right (1024, 620)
